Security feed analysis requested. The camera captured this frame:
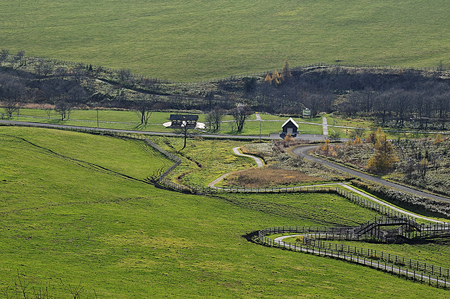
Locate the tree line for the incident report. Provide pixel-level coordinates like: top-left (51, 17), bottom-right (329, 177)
top-left (240, 65), bottom-right (450, 130)
top-left (2, 50), bottom-right (450, 132)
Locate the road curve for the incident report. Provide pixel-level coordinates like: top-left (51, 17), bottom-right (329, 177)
top-left (292, 145), bottom-right (450, 203)
top-left (4, 119), bottom-right (449, 203)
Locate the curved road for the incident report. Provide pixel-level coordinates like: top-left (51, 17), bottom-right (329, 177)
top-left (209, 147), bottom-right (443, 223)
top-left (292, 145), bottom-right (450, 203)
top-left (3, 119), bottom-right (449, 203)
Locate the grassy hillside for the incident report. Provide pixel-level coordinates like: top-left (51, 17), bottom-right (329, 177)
top-left (1, 0), bottom-right (449, 81)
top-left (1, 126), bottom-right (450, 297)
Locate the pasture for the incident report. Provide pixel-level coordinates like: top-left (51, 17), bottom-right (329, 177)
top-left (1, 0), bottom-right (449, 81)
top-left (11, 108), bottom-right (324, 136)
top-left (1, 126), bottom-right (450, 297)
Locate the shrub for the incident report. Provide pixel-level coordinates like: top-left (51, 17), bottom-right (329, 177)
top-left (296, 236), bottom-right (305, 243)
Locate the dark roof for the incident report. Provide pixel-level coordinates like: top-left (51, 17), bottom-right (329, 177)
top-left (281, 117), bottom-right (299, 128)
top-left (170, 115), bottom-right (199, 121)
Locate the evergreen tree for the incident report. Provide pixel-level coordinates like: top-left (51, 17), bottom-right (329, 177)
top-left (281, 58), bottom-right (292, 80)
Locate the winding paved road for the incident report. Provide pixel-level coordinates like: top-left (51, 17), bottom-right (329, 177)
top-left (3, 119), bottom-right (449, 203)
top-left (292, 145), bottom-right (450, 203)
top-left (208, 147), bottom-right (443, 223)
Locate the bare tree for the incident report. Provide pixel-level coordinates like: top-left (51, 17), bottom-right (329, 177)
top-left (40, 104), bottom-right (53, 119)
top-left (206, 106), bottom-right (225, 132)
top-left (67, 85), bottom-right (88, 104)
top-left (54, 67), bottom-right (68, 78)
top-left (374, 90), bottom-right (393, 125)
top-left (53, 86), bottom-right (87, 120)
top-left (230, 105), bottom-right (252, 132)
top-left (134, 95), bottom-right (154, 126)
top-left (55, 99), bottom-right (73, 120)
top-left (118, 69), bottom-right (131, 84)
top-left (72, 63), bottom-right (87, 82)
top-left (349, 127), bottom-right (366, 139)
top-left (35, 61), bottom-right (54, 77)
top-left (37, 61), bottom-right (53, 77)
top-left (14, 50), bottom-right (25, 62)
top-left (2, 100), bottom-right (22, 118)
top-left (0, 75), bottom-right (25, 118)
top-left (434, 92), bottom-right (449, 130)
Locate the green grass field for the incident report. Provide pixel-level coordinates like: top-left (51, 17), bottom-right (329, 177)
top-left (1, 126), bottom-right (450, 297)
top-left (12, 108), bottom-right (324, 135)
top-left (1, 0), bottom-right (449, 81)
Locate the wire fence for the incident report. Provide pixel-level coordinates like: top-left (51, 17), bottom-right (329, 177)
top-left (143, 138), bottom-right (193, 192)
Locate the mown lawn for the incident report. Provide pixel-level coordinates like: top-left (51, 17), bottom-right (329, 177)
top-left (1, 0), bottom-right (449, 81)
top-left (1, 126), bottom-right (450, 297)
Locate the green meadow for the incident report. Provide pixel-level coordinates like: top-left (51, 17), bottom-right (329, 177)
top-left (1, 126), bottom-right (450, 297)
top-left (1, 0), bottom-right (449, 80)
top-left (13, 108), bottom-right (324, 135)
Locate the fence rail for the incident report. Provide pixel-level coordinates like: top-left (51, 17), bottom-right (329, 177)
top-left (5, 120), bottom-right (450, 288)
top-left (258, 225), bottom-right (450, 289)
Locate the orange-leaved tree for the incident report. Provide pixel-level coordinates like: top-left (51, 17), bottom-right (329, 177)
top-left (367, 128), bottom-right (398, 174)
top-left (320, 139), bottom-right (331, 156)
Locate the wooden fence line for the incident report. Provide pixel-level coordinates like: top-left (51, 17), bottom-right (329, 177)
top-left (258, 226), bottom-right (450, 289)
top-left (4, 121), bottom-right (449, 287)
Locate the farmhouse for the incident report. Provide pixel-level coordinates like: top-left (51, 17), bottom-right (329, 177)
top-left (280, 117), bottom-right (299, 138)
top-left (170, 114), bottom-right (198, 128)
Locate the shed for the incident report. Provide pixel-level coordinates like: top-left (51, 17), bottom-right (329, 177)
top-left (170, 115), bottom-right (199, 128)
top-left (280, 117), bottom-right (299, 138)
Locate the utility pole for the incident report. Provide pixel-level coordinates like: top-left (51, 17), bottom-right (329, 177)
top-left (96, 105), bottom-right (99, 128)
top-left (259, 119), bottom-right (261, 142)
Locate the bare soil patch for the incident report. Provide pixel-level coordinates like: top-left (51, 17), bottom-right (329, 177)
top-left (225, 168), bottom-right (323, 188)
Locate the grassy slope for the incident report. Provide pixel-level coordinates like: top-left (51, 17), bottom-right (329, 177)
top-left (1, 0), bottom-right (449, 81)
top-left (1, 126), bottom-right (450, 297)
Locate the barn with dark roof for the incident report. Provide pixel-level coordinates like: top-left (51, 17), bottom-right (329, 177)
top-left (170, 115), bottom-right (198, 128)
top-left (280, 117), bottom-right (299, 138)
